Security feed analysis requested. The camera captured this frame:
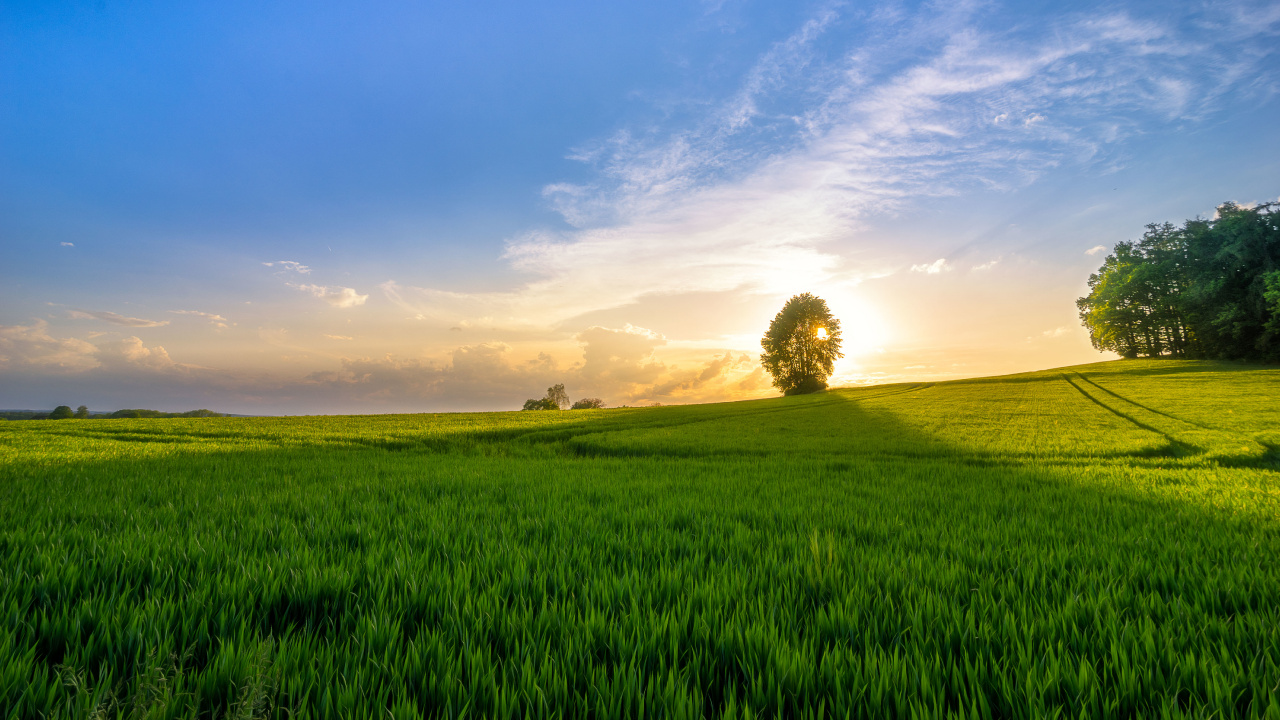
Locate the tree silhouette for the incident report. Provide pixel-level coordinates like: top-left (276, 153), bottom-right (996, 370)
top-left (760, 293), bottom-right (844, 395)
top-left (74, 405), bottom-right (89, 419)
top-left (522, 384), bottom-right (570, 411)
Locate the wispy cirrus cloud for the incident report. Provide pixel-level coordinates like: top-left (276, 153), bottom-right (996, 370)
top-left (383, 2), bottom-right (1280, 332)
top-left (68, 309), bottom-right (170, 327)
top-left (911, 259), bottom-right (951, 274)
top-left (170, 310), bottom-right (231, 329)
top-left (263, 260), bottom-right (311, 274)
top-left (290, 283), bottom-right (369, 308)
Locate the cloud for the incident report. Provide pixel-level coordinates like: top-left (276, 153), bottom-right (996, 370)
top-left (323, 334), bottom-right (354, 341)
top-left (263, 261), bottom-right (311, 274)
top-left (911, 258), bottom-right (951, 274)
top-left (0, 319), bottom-right (767, 411)
top-left (645, 352), bottom-right (750, 397)
top-left (1085, 244), bottom-right (1108, 255)
top-left (0, 322), bottom-right (190, 375)
top-left (170, 310), bottom-right (231, 329)
top-left (68, 309), bottom-right (170, 327)
top-left (290, 284), bottom-right (369, 308)
top-left (0, 320), bottom-right (99, 372)
top-left (972, 258), bottom-right (999, 270)
top-left (60, 242), bottom-right (74, 247)
top-left (576, 324), bottom-right (667, 386)
top-left (290, 326), bottom-right (765, 411)
top-left (96, 336), bottom-right (179, 371)
top-left (1042, 326), bottom-right (1071, 338)
top-left (301, 343), bottom-right (560, 407)
top-left (380, 4), bottom-right (1276, 332)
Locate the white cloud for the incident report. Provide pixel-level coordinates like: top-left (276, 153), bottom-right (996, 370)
top-left (911, 258), bottom-right (951, 274)
top-left (60, 242), bottom-right (74, 247)
top-left (381, 4), bottom-right (1275, 332)
top-left (263, 261), bottom-right (311, 274)
top-left (972, 258), bottom-right (999, 271)
top-left (97, 336), bottom-right (178, 371)
top-left (170, 310), bottom-right (231, 329)
top-left (1086, 244), bottom-right (1108, 255)
top-left (290, 284), bottom-right (369, 308)
top-left (68, 309), bottom-right (170, 327)
top-left (0, 322), bottom-right (191, 375)
top-left (323, 334), bottom-right (354, 341)
top-left (0, 320), bottom-right (99, 372)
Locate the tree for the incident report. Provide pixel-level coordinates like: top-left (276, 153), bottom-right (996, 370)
top-left (1078, 201), bottom-right (1279, 362)
top-left (571, 397), bottom-right (605, 409)
top-left (49, 405), bottom-right (74, 420)
top-left (74, 405), bottom-right (89, 419)
top-left (760, 293), bottom-right (844, 395)
top-left (522, 383), bottom-right (569, 411)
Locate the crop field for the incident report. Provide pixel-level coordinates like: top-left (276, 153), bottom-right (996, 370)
top-left (2, 358), bottom-right (1279, 718)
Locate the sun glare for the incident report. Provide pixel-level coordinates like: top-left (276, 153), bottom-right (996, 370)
top-left (815, 327), bottom-right (828, 340)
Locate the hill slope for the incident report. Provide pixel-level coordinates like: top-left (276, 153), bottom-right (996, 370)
top-left (2, 359), bottom-right (1278, 717)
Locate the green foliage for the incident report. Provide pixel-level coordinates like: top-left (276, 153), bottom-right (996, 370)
top-left (74, 405), bottom-right (90, 419)
top-left (49, 405), bottom-right (74, 419)
top-left (522, 383), bottom-right (569, 411)
top-left (2, 359), bottom-right (1279, 717)
top-left (1079, 201), bottom-right (1280, 361)
top-left (109, 408), bottom-right (223, 419)
top-left (570, 397), bottom-right (606, 409)
top-left (760, 293), bottom-right (844, 395)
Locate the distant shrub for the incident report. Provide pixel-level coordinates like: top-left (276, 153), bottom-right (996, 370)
top-left (49, 405), bottom-right (74, 420)
top-left (107, 408), bottom-right (223, 419)
top-left (571, 398), bottom-right (605, 409)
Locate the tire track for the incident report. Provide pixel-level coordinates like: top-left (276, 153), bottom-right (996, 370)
top-left (1062, 372), bottom-right (1272, 466)
top-left (1059, 373), bottom-right (1195, 453)
top-left (1073, 373), bottom-right (1220, 432)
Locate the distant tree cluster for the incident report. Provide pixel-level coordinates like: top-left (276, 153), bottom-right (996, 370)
top-left (521, 384), bottom-right (606, 411)
top-left (1077, 202), bottom-right (1280, 361)
top-left (1, 407), bottom-right (223, 421)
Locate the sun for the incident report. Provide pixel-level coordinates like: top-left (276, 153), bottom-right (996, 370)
top-left (815, 327), bottom-right (828, 340)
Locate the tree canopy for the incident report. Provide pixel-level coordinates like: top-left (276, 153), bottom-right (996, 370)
top-left (760, 293), bottom-right (844, 395)
top-left (1077, 202), bottom-right (1280, 362)
top-left (522, 384), bottom-right (569, 411)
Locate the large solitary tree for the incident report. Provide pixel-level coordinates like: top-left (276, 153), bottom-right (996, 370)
top-left (760, 293), bottom-right (844, 395)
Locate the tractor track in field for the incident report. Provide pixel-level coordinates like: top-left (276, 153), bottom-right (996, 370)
top-left (1059, 373), bottom-right (1194, 452)
top-left (1061, 372), bottom-right (1275, 467)
top-left (1073, 373), bottom-right (1220, 432)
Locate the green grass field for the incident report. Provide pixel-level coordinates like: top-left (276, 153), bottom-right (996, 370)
top-left (3, 359), bottom-right (1279, 718)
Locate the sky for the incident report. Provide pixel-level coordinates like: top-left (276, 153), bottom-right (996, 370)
top-left (2, 0), bottom-right (1278, 414)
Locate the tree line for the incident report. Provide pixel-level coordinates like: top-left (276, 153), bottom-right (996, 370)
top-left (1077, 201), bottom-right (1280, 362)
top-left (2, 407), bottom-right (224, 420)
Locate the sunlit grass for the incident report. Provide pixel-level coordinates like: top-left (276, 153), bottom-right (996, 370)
top-left (1, 359), bottom-right (1277, 718)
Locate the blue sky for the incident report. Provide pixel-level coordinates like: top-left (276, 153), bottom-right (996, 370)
top-left (2, 0), bottom-right (1278, 413)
